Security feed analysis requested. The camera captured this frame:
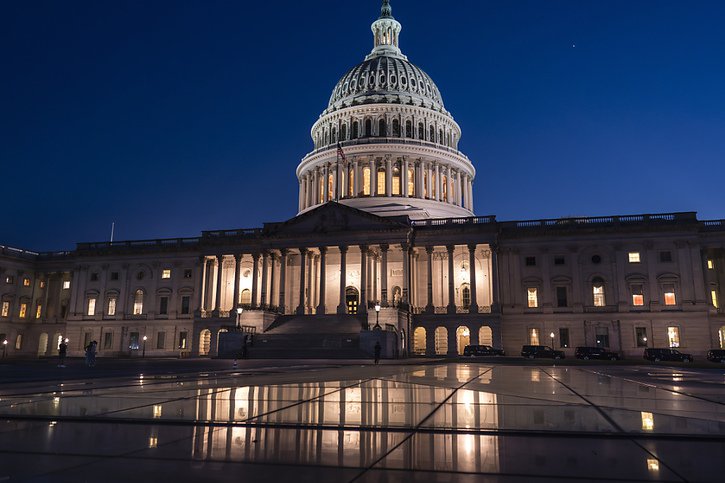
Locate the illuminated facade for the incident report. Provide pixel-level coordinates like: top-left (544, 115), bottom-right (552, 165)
top-left (2, 2), bottom-right (725, 359)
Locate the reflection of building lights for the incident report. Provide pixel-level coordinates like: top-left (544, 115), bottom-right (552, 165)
top-left (149, 436), bottom-right (158, 448)
top-left (49, 421), bottom-right (57, 427)
top-left (641, 411), bottom-right (654, 431)
top-left (462, 434), bottom-right (475, 455)
top-left (53, 396), bottom-right (60, 404)
top-left (531, 371), bottom-right (540, 383)
top-left (153, 405), bottom-right (163, 418)
top-left (647, 458), bottom-right (659, 472)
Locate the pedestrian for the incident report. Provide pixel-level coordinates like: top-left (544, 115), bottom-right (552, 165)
top-left (86, 341), bottom-right (97, 367)
top-left (242, 334), bottom-right (248, 359)
top-left (58, 339), bottom-right (67, 367)
top-left (374, 341), bottom-right (381, 365)
top-left (85, 342), bottom-right (92, 366)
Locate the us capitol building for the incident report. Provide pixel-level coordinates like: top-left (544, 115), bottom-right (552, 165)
top-left (2, 1), bottom-right (725, 360)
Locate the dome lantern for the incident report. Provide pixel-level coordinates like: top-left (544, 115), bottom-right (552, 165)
top-left (369, 1), bottom-right (404, 60)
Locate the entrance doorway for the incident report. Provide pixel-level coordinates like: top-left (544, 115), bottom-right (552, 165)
top-left (413, 327), bottom-right (426, 355)
top-left (456, 326), bottom-right (470, 355)
top-left (38, 333), bottom-right (48, 357)
top-left (346, 287), bottom-right (359, 314)
top-left (199, 329), bottom-right (211, 356)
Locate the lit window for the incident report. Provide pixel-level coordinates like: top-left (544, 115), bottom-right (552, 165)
top-left (161, 269), bottom-right (171, 279)
top-left (179, 331), bottom-right (188, 350)
top-left (5, 276), bottom-right (14, 284)
top-left (442, 175), bottom-right (448, 202)
top-left (348, 169), bottom-right (355, 197)
top-left (647, 459), bottom-right (659, 473)
top-left (707, 259), bottom-right (714, 270)
top-left (1, 302), bottom-right (8, 317)
top-left (108, 298), bottom-right (117, 316)
top-left (22, 278), bottom-right (31, 287)
top-left (327, 173), bottom-right (334, 201)
top-left (19, 303), bottom-right (27, 318)
top-left (15, 334), bottom-right (22, 350)
top-left (667, 327), bottom-right (680, 348)
top-left (641, 411), bottom-right (654, 431)
top-left (592, 278), bottom-right (605, 307)
top-left (711, 290), bottom-right (719, 309)
top-left (631, 284), bottom-right (644, 306)
top-left (529, 328), bottom-right (540, 345)
top-left (39, 280), bottom-right (46, 288)
top-left (407, 167), bottom-right (415, 196)
top-left (628, 252), bottom-right (640, 263)
top-left (133, 290), bottom-right (144, 315)
top-left (363, 167), bottom-right (371, 195)
top-left (35, 305), bottom-right (42, 319)
top-left (87, 298), bottom-right (96, 316)
top-left (527, 288), bottom-right (538, 308)
top-left (663, 284), bottom-right (676, 306)
top-left (318, 176), bottom-right (324, 203)
top-left (63, 281), bottom-right (71, 290)
top-left (376, 168), bottom-right (385, 195)
top-left (392, 167), bottom-right (401, 195)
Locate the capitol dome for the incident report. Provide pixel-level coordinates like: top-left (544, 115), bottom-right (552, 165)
top-left (296, 1), bottom-right (477, 220)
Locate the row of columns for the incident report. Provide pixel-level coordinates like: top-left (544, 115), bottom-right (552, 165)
top-left (299, 158), bottom-right (474, 212)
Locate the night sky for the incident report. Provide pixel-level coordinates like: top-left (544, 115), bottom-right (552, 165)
top-left (3, 0), bottom-right (725, 251)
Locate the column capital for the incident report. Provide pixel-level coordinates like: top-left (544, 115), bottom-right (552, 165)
top-left (318, 246), bottom-right (328, 254)
top-left (446, 245), bottom-right (455, 254)
top-left (279, 248), bottom-right (289, 257)
top-left (234, 253), bottom-right (242, 262)
top-left (299, 247), bottom-right (308, 255)
top-left (425, 245), bottom-right (434, 254)
top-left (467, 243), bottom-right (478, 252)
top-left (380, 243), bottom-right (389, 252)
top-left (251, 252), bottom-right (260, 260)
top-left (338, 245), bottom-right (348, 254)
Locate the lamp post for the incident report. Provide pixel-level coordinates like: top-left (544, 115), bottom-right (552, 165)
top-left (2, 339), bottom-right (6, 358)
top-left (236, 307), bottom-right (243, 330)
top-left (142, 335), bottom-right (147, 358)
top-left (549, 331), bottom-right (555, 348)
top-left (374, 303), bottom-right (381, 330)
top-left (643, 336), bottom-right (648, 347)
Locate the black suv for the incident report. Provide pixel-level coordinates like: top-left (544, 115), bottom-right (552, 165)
top-left (521, 345), bottom-right (565, 359)
top-left (706, 349), bottom-right (725, 363)
top-left (575, 346), bottom-right (620, 361)
top-left (643, 348), bottom-right (693, 362)
top-left (463, 345), bottom-right (505, 357)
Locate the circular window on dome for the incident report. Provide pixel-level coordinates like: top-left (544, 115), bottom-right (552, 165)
top-left (379, 74), bottom-right (386, 86)
top-left (591, 255), bottom-right (602, 264)
top-left (400, 76), bottom-right (407, 87)
top-left (410, 78), bottom-right (416, 88)
top-left (360, 76), bottom-right (366, 88)
top-left (426, 83), bottom-right (431, 94)
top-left (389, 74), bottom-right (396, 87)
top-left (351, 78), bottom-right (357, 90)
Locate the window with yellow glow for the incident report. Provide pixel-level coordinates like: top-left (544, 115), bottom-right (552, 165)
top-left (1, 302), bottom-right (8, 317)
top-left (22, 278), bottom-right (31, 287)
top-left (376, 168), bottom-right (385, 195)
top-left (442, 175), bottom-right (448, 202)
top-left (647, 459), bottom-right (660, 473)
top-left (711, 290), bottom-right (719, 308)
top-left (529, 328), bottom-right (540, 345)
top-left (63, 281), bottom-right (70, 290)
top-left (663, 284), bottom-right (676, 305)
top-left (667, 326), bottom-right (680, 347)
top-left (133, 290), bottom-right (144, 315)
top-left (592, 279), bottom-right (605, 307)
top-left (628, 252), bottom-right (640, 263)
top-left (161, 269), bottom-right (171, 279)
top-left (527, 288), bottom-right (538, 308)
top-left (407, 167), bottom-right (415, 196)
top-left (641, 411), bottom-right (654, 431)
top-left (318, 176), bottom-right (324, 203)
top-left (19, 303), bottom-right (27, 318)
top-left (328, 174), bottom-right (334, 201)
top-left (39, 280), bottom-right (45, 288)
top-left (87, 298), bottom-right (96, 316)
top-left (392, 167), bottom-right (401, 195)
top-left (362, 167), bottom-right (371, 195)
top-left (707, 259), bottom-right (714, 270)
top-left (348, 169), bottom-right (355, 197)
top-left (431, 172), bottom-right (437, 198)
top-left (108, 297), bottom-right (117, 316)
top-left (423, 171), bottom-right (428, 198)
top-left (632, 284), bottom-right (644, 306)
top-left (35, 304), bottom-right (42, 319)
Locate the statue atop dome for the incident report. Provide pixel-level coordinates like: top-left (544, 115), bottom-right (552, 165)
top-left (379, 0), bottom-right (393, 19)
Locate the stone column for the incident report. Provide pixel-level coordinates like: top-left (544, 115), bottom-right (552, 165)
top-left (402, 157), bottom-right (409, 197)
top-left (322, 165), bottom-right (329, 202)
top-left (232, 254), bottom-right (241, 309)
top-left (447, 167), bottom-right (454, 203)
top-left (251, 253), bottom-right (260, 309)
top-left (313, 169), bottom-right (319, 205)
top-left (447, 245), bottom-right (456, 314)
top-left (435, 163), bottom-right (441, 201)
top-left (297, 248), bottom-right (308, 315)
top-left (353, 158), bottom-right (360, 196)
top-left (426, 246), bottom-right (434, 313)
top-left (468, 244), bottom-right (478, 313)
top-left (317, 247), bottom-right (327, 314)
top-left (370, 159), bottom-right (377, 196)
top-left (415, 160), bottom-right (423, 199)
top-left (359, 245), bottom-right (368, 314)
top-left (402, 243), bottom-right (410, 305)
top-left (259, 252), bottom-right (269, 308)
top-left (269, 253), bottom-right (276, 309)
top-left (469, 178), bottom-right (475, 213)
top-left (380, 244), bottom-right (389, 306)
top-left (213, 254), bottom-right (224, 316)
top-left (385, 156), bottom-right (392, 196)
top-left (197, 257), bottom-right (207, 314)
top-left (298, 178), bottom-right (304, 211)
top-left (491, 244), bottom-right (500, 313)
top-left (337, 246), bottom-right (348, 314)
top-left (278, 250), bottom-right (288, 313)
top-left (447, 327), bottom-right (458, 356)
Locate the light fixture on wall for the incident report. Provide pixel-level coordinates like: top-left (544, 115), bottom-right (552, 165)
top-left (374, 303), bottom-right (381, 330)
top-left (236, 307), bottom-right (243, 330)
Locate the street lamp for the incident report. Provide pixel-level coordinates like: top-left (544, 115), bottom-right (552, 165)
top-left (643, 336), bottom-right (648, 347)
top-left (549, 331), bottom-right (555, 348)
top-left (142, 335), bottom-right (147, 358)
top-left (2, 339), bottom-right (6, 358)
top-left (236, 307), bottom-right (243, 330)
top-left (374, 303), bottom-right (381, 330)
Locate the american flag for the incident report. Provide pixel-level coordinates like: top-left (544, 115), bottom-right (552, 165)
top-left (336, 142), bottom-right (347, 162)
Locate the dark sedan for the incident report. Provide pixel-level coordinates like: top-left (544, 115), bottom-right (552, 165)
top-left (521, 345), bottom-right (565, 359)
top-left (575, 346), bottom-right (621, 361)
top-left (463, 345), bottom-right (505, 357)
top-left (707, 349), bottom-right (725, 363)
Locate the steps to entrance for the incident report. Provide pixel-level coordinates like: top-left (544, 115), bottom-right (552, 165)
top-left (264, 314), bottom-right (367, 334)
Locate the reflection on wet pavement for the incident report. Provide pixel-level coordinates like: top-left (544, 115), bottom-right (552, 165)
top-left (0, 363), bottom-right (723, 482)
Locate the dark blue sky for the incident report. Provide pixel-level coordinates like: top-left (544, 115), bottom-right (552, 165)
top-left (3, 0), bottom-right (725, 251)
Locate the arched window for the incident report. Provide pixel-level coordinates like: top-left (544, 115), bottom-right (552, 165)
top-left (439, 129), bottom-right (443, 144)
top-left (405, 120), bottom-right (412, 138)
top-left (362, 166), bottom-right (371, 195)
top-left (442, 175), bottom-right (448, 202)
top-left (434, 327), bottom-right (448, 355)
top-left (456, 326), bottom-right (470, 355)
top-left (327, 174), bottom-right (334, 201)
top-left (318, 176), bottom-right (324, 204)
top-left (133, 290), bottom-right (144, 315)
top-left (407, 167), bottom-right (415, 196)
top-left (348, 168), bottom-right (355, 197)
top-left (418, 122), bottom-right (424, 139)
top-left (423, 170), bottom-right (429, 198)
top-left (431, 171), bottom-right (437, 198)
top-left (331, 127), bottom-right (337, 144)
top-left (392, 119), bottom-right (400, 137)
top-left (479, 326), bottom-right (493, 346)
top-left (340, 124), bottom-right (347, 141)
top-left (413, 327), bottom-right (426, 355)
top-left (447, 132), bottom-right (451, 146)
top-left (392, 166), bottom-right (401, 195)
top-left (429, 126), bottom-right (435, 142)
top-left (461, 283), bottom-right (471, 309)
top-left (592, 277), bottom-right (606, 307)
top-left (378, 119), bottom-right (386, 137)
top-left (365, 119), bottom-right (372, 137)
top-left (241, 289), bottom-right (251, 304)
top-left (352, 121), bottom-right (359, 139)
top-left (376, 167), bottom-right (386, 195)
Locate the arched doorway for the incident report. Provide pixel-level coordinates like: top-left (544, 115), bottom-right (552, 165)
top-left (413, 327), bottom-right (426, 355)
top-left (456, 326), bottom-right (470, 355)
top-left (346, 286), bottom-right (359, 314)
top-left (434, 327), bottom-right (448, 355)
top-left (217, 328), bottom-right (228, 354)
top-left (241, 289), bottom-right (251, 305)
top-left (479, 326), bottom-right (493, 346)
top-left (199, 329), bottom-right (211, 356)
top-left (37, 333), bottom-right (48, 357)
top-left (460, 283), bottom-right (471, 309)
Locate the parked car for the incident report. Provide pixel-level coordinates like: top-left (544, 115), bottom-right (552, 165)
top-left (706, 349), bottom-right (725, 363)
top-left (575, 346), bottom-right (621, 361)
top-left (463, 345), bottom-right (505, 357)
top-left (521, 345), bottom-right (565, 359)
top-left (643, 348), bottom-right (693, 362)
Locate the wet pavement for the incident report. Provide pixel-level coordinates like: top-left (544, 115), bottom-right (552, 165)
top-left (0, 362), bottom-right (723, 482)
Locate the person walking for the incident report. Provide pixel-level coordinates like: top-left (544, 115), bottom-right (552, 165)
top-left (374, 341), bottom-right (381, 365)
top-left (85, 341), bottom-right (97, 367)
top-left (58, 339), bottom-right (67, 367)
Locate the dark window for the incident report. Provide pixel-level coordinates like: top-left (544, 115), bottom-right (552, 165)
top-left (156, 332), bottom-right (166, 349)
top-left (5, 276), bottom-right (14, 284)
top-left (418, 123), bottom-right (424, 139)
top-left (392, 119), bottom-right (400, 136)
top-left (429, 125), bottom-right (435, 142)
top-left (525, 256), bottom-right (536, 267)
top-left (159, 297), bottom-right (168, 315)
top-left (559, 328), bottom-right (570, 348)
top-left (103, 332), bottom-right (113, 350)
top-left (364, 119), bottom-right (372, 137)
top-left (591, 255), bottom-right (602, 264)
top-left (129, 332), bottom-right (140, 350)
top-left (136, 271), bottom-right (144, 280)
top-left (84, 332), bottom-right (92, 348)
top-left (635, 327), bottom-right (648, 347)
top-left (90, 273), bottom-right (98, 281)
top-left (181, 296), bottom-right (190, 315)
top-left (405, 120), bottom-right (412, 138)
top-left (378, 119), bottom-right (386, 137)
top-left (110, 272), bottom-right (119, 281)
top-left (660, 251), bottom-right (672, 262)
top-left (352, 121), bottom-right (359, 139)
top-left (340, 124), bottom-right (347, 141)
top-left (179, 331), bottom-right (188, 350)
top-left (554, 256), bottom-right (565, 266)
top-left (183, 269), bottom-right (192, 279)
top-left (595, 328), bottom-right (610, 348)
top-left (556, 287), bottom-right (568, 307)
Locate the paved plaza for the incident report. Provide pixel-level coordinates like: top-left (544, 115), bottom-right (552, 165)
top-left (0, 360), bottom-right (723, 482)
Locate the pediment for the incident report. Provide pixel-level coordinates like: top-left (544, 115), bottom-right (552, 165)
top-left (271, 202), bottom-right (409, 236)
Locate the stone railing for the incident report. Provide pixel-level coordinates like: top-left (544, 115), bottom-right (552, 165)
top-left (307, 137), bottom-right (471, 161)
top-left (77, 237), bottom-right (200, 251)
